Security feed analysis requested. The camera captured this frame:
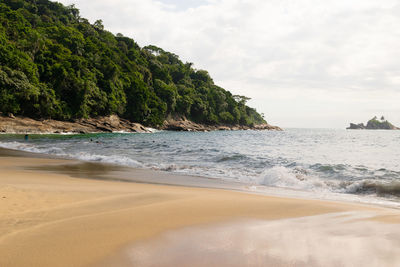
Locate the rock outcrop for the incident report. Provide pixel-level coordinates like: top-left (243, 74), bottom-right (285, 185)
top-left (347, 123), bottom-right (366, 130)
top-left (0, 115), bottom-right (151, 134)
top-left (347, 117), bottom-right (399, 130)
top-left (252, 123), bottom-right (283, 131)
top-left (162, 118), bottom-right (282, 132)
top-left (0, 115), bottom-right (282, 134)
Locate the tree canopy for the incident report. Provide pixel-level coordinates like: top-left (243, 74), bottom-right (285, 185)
top-left (0, 0), bottom-right (266, 127)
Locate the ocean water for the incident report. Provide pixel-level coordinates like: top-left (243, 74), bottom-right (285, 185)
top-left (1, 129), bottom-right (400, 203)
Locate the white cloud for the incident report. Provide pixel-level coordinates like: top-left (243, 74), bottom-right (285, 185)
top-left (58, 0), bottom-right (400, 128)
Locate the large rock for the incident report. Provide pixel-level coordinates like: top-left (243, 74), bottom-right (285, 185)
top-left (347, 117), bottom-right (399, 130)
top-left (162, 117), bottom-right (282, 132)
top-left (0, 115), bottom-right (151, 134)
top-left (162, 118), bottom-right (208, 132)
top-left (0, 115), bottom-right (282, 134)
top-left (347, 123), bottom-right (366, 130)
top-left (253, 123), bottom-right (283, 131)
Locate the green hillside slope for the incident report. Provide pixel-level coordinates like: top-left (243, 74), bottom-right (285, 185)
top-left (0, 0), bottom-right (266, 127)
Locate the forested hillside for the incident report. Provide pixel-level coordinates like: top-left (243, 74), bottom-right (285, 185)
top-left (0, 0), bottom-right (266, 127)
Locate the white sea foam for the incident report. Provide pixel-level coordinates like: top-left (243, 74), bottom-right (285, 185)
top-left (0, 141), bottom-right (41, 153)
top-left (0, 141), bottom-right (142, 167)
top-left (146, 128), bottom-right (160, 133)
top-left (0, 140), bottom-right (394, 199)
top-left (0, 128), bottom-right (399, 204)
top-left (73, 152), bottom-right (143, 167)
top-left (111, 130), bottom-right (131, 134)
top-left (256, 166), bottom-right (329, 191)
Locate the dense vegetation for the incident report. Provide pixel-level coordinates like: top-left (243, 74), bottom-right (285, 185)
top-left (0, 0), bottom-right (266, 127)
top-left (366, 116), bottom-right (397, 130)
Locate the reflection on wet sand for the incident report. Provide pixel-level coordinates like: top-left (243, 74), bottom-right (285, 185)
top-left (125, 212), bottom-right (400, 267)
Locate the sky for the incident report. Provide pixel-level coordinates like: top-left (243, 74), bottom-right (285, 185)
top-left (58, 0), bottom-right (400, 128)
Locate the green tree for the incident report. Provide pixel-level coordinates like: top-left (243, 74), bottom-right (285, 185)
top-left (0, 0), bottom-right (267, 127)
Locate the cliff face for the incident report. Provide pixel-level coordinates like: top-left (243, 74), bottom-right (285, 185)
top-left (347, 117), bottom-right (399, 130)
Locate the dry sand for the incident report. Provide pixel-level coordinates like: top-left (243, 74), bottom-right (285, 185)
top-left (0, 154), bottom-right (399, 267)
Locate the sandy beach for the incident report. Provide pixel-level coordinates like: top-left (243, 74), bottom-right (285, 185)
top-left (1, 150), bottom-right (400, 267)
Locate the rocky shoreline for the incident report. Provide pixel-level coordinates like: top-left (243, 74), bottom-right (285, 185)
top-left (0, 115), bottom-right (282, 134)
top-left (161, 118), bottom-right (282, 132)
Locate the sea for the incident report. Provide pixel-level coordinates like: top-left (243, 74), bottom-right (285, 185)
top-left (1, 128), bottom-right (400, 206)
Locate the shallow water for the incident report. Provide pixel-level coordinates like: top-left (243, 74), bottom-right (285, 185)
top-left (1, 128), bottom-right (400, 202)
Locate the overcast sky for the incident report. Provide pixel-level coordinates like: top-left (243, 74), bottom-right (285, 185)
top-left (58, 0), bottom-right (400, 128)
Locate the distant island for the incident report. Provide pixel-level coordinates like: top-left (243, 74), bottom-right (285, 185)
top-left (347, 116), bottom-right (399, 130)
top-left (0, 0), bottom-right (280, 132)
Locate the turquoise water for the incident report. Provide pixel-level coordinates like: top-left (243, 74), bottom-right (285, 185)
top-left (1, 129), bottom-right (400, 200)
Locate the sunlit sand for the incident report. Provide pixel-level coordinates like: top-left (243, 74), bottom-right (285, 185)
top-left (0, 150), bottom-right (399, 267)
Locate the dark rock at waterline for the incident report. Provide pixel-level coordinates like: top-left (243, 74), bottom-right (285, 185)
top-left (161, 118), bottom-right (282, 132)
top-left (0, 115), bottom-right (151, 134)
top-left (347, 123), bottom-right (366, 130)
top-left (0, 115), bottom-right (282, 134)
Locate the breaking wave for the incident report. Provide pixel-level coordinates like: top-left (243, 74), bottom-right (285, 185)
top-left (0, 128), bottom-right (399, 201)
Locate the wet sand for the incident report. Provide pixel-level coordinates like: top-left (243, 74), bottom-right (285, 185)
top-left (0, 149), bottom-right (399, 266)
top-left (122, 213), bottom-right (400, 267)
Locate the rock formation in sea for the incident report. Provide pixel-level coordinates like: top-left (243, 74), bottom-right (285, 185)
top-left (347, 116), bottom-right (399, 130)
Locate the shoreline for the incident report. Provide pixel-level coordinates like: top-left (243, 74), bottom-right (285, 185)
top-left (1, 149), bottom-right (400, 266)
top-left (0, 115), bottom-right (282, 134)
top-left (1, 146), bottom-right (399, 210)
